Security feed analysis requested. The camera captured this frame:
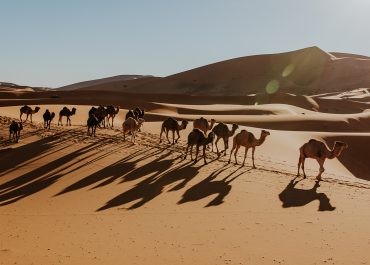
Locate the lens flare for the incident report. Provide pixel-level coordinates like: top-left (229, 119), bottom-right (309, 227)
top-left (265, 80), bottom-right (279, 94)
top-left (282, 64), bottom-right (295, 77)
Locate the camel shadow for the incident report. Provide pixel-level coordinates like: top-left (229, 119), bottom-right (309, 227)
top-left (97, 161), bottom-right (201, 211)
top-left (279, 177), bottom-right (336, 211)
top-left (56, 147), bottom-right (167, 195)
top-left (178, 165), bottom-right (247, 207)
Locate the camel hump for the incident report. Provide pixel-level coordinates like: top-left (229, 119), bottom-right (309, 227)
top-left (308, 139), bottom-right (317, 143)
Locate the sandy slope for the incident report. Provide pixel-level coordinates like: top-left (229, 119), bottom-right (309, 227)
top-left (1, 99), bottom-right (370, 265)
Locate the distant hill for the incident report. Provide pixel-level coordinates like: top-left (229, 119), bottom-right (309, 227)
top-left (55, 47), bottom-right (370, 96)
top-left (0, 82), bottom-right (48, 92)
top-left (6, 47), bottom-right (370, 96)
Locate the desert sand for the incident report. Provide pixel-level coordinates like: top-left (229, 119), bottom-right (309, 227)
top-left (1, 47), bottom-right (370, 265)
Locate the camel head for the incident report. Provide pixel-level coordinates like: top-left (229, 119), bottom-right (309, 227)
top-left (50, 112), bottom-right (55, 119)
top-left (332, 141), bottom-right (348, 157)
top-left (210, 119), bottom-right (216, 126)
top-left (71, 107), bottom-right (77, 115)
top-left (261, 130), bottom-right (270, 137)
top-left (231, 124), bottom-right (239, 131)
top-left (34, 106), bottom-right (40, 113)
top-left (180, 120), bottom-right (189, 130)
top-left (138, 118), bottom-right (145, 129)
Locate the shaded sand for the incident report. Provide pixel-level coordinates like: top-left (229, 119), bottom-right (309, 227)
top-left (1, 100), bottom-right (370, 265)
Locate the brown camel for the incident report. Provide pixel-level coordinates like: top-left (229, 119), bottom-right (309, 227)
top-left (58, 107), bottom-right (76, 126)
top-left (193, 117), bottom-right (216, 135)
top-left (159, 117), bottom-right (188, 144)
top-left (106, 105), bottom-right (120, 128)
top-left (184, 129), bottom-right (215, 165)
top-left (228, 129), bottom-right (270, 167)
top-left (212, 123), bottom-right (239, 156)
top-left (9, 121), bottom-right (23, 143)
top-left (43, 109), bottom-right (55, 129)
top-left (89, 105), bottom-right (107, 128)
top-left (297, 139), bottom-right (348, 180)
top-left (87, 114), bottom-right (99, 137)
top-left (122, 117), bottom-right (145, 143)
top-left (19, 105), bottom-right (40, 123)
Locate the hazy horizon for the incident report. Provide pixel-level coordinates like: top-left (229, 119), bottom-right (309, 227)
top-left (2, 0), bottom-right (370, 88)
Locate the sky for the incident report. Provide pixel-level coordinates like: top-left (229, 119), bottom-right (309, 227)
top-left (1, 0), bottom-right (370, 88)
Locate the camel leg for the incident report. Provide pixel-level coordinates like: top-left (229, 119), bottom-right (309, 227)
top-left (190, 145), bottom-right (194, 161)
top-left (87, 126), bottom-right (90, 136)
top-left (172, 130), bottom-right (175, 145)
top-left (228, 142), bottom-right (236, 163)
top-left (316, 158), bottom-right (325, 181)
top-left (175, 130), bottom-right (180, 143)
top-left (242, 147), bottom-right (249, 166)
top-left (301, 157), bottom-right (307, 178)
top-left (251, 147), bottom-right (256, 169)
top-left (234, 145), bottom-right (240, 165)
top-left (20, 112), bottom-right (22, 122)
top-left (194, 145), bottom-right (200, 162)
top-left (159, 127), bottom-right (164, 143)
top-left (166, 130), bottom-right (171, 144)
top-left (132, 131), bottom-right (136, 143)
top-left (93, 126), bottom-right (96, 137)
top-left (184, 144), bottom-right (189, 160)
top-left (223, 137), bottom-right (228, 156)
top-left (203, 144), bottom-right (207, 164)
top-left (123, 129), bottom-right (126, 141)
top-left (215, 137), bottom-right (221, 156)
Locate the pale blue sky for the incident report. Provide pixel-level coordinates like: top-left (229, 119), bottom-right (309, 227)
top-left (1, 0), bottom-right (369, 87)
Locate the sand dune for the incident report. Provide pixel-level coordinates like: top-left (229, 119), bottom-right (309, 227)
top-left (1, 102), bottom-right (370, 265)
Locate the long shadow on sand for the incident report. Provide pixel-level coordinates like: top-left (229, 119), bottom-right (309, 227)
top-left (56, 147), bottom-right (172, 195)
top-left (278, 177), bottom-right (336, 211)
top-left (0, 128), bottom-right (143, 206)
top-left (96, 158), bottom-right (214, 211)
top-left (178, 165), bottom-right (248, 207)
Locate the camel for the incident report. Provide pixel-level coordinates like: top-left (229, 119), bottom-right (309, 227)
top-left (184, 129), bottom-right (215, 165)
top-left (89, 105), bottom-right (107, 128)
top-left (105, 105), bottom-right (120, 128)
top-left (193, 117), bottom-right (216, 135)
top-left (43, 109), bottom-right (55, 129)
top-left (19, 105), bottom-right (40, 123)
top-left (9, 120), bottom-right (23, 143)
top-left (212, 123), bottom-right (239, 156)
top-left (297, 139), bottom-right (348, 180)
top-left (228, 129), bottom-right (270, 168)
top-left (125, 107), bottom-right (145, 121)
top-left (58, 107), bottom-right (76, 126)
top-left (87, 114), bottom-right (99, 137)
top-left (159, 117), bottom-right (188, 144)
top-left (122, 117), bottom-right (145, 143)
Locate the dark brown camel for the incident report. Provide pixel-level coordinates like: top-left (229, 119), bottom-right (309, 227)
top-left (58, 107), bottom-right (76, 126)
top-left (9, 120), bottom-right (23, 143)
top-left (19, 105), bottom-right (40, 123)
top-left (184, 129), bottom-right (215, 165)
top-left (212, 123), bottom-right (239, 156)
top-left (159, 117), bottom-right (188, 144)
top-left (43, 109), bottom-right (55, 129)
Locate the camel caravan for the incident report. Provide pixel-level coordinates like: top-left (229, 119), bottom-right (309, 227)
top-left (7, 105), bottom-right (349, 180)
